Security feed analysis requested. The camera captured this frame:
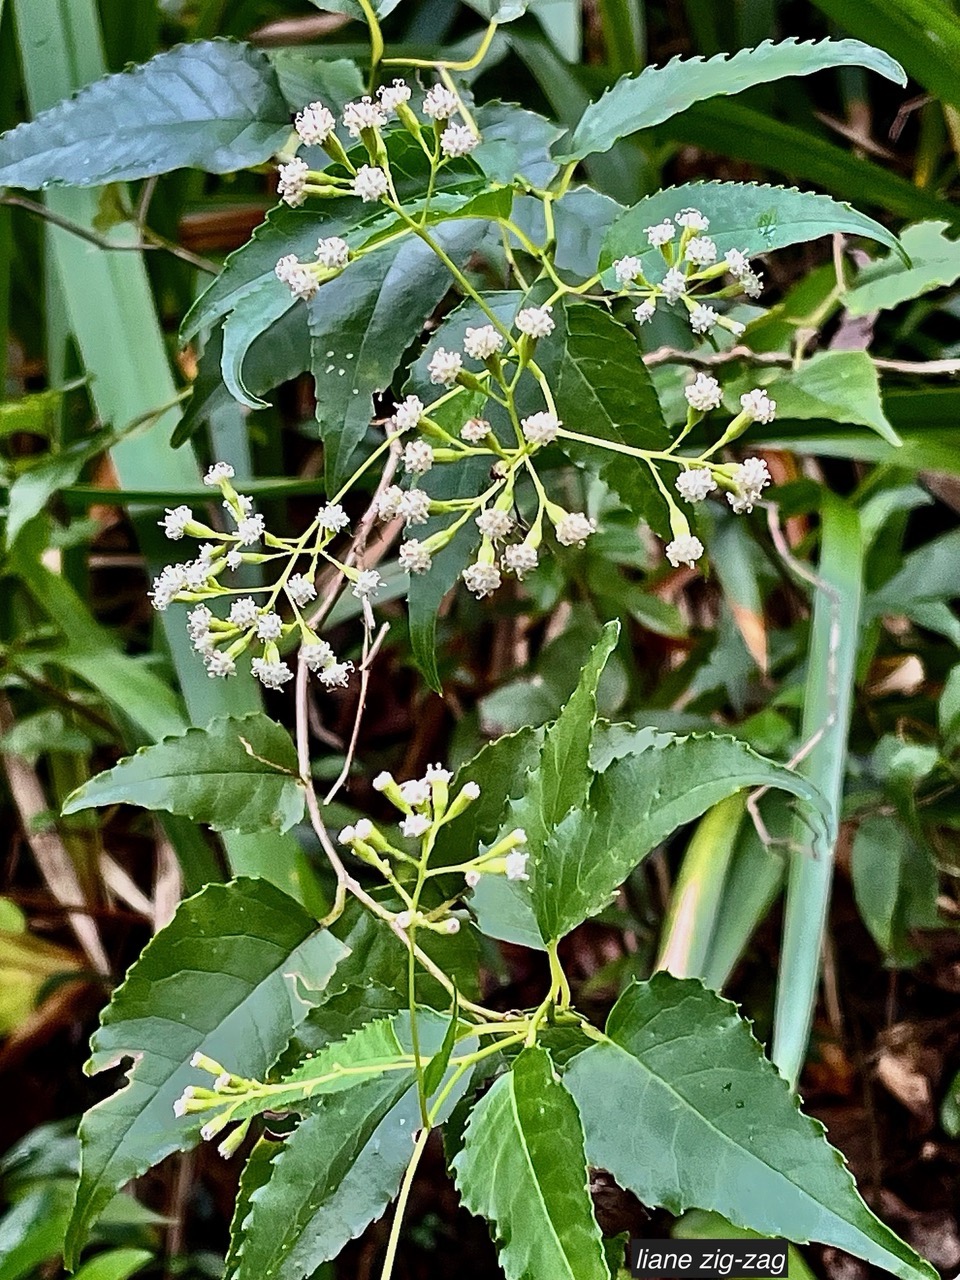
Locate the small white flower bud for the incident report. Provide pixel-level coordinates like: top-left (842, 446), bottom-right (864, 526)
top-left (463, 325), bottom-right (503, 360)
top-left (378, 79), bottom-right (412, 113)
top-left (393, 394), bottom-right (424, 430)
top-left (160, 505), bottom-right (192, 539)
top-left (645, 220), bottom-right (674, 247)
top-left (665, 534), bottom-right (705, 568)
top-left (278, 158), bottom-right (309, 207)
top-left (398, 489), bottom-right (431, 525)
top-left (465, 869), bottom-right (481, 888)
top-left (515, 305), bottom-right (554, 338)
top-left (227, 596), bottom-right (258, 629)
top-left (444, 917), bottom-right (461, 934)
top-left (502, 543), bottom-right (538, 579)
top-left (204, 461), bottom-right (235, 486)
top-left (274, 254), bottom-right (318, 301)
top-left (317, 503), bottom-right (350, 532)
top-left (461, 781), bottom-right (481, 800)
top-left (725, 248), bottom-right (751, 278)
top-left (235, 513), bottom-right (266, 545)
top-left (427, 347), bottom-right (462, 386)
top-left (461, 417), bottom-right (490, 443)
top-left (402, 441), bottom-right (434, 475)
top-left (400, 778), bottom-right (432, 807)
top-left (441, 122), bottom-right (480, 157)
top-left (319, 661), bottom-right (354, 688)
top-left (399, 539), bottom-right (432, 574)
top-left (555, 512), bottom-right (596, 547)
top-left (689, 304), bottom-right (719, 335)
top-left (251, 658), bottom-right (294, 689)
top-left (373, 771), bottom-right (394, 791)
top-left (614, 255), bottom-right (642, 284)
top-left (255, 612), bottom-right (283, 641)
top-left (295, 102), bottom-right (335, 146)
top-left (522, 411), bottom-right (560, 445)
top-left (739, 389), bottom-right (776, 424)
top-left (352, 569), bottom-right (382, 599)
top-left (423, 85), bottom-right (459, 120)
top-left (401, 813), bottom-right (431, 838)
top-left (462, 562), bottom-right (501, 598)
top-left (301, 641), bottom-right (334, 671)
top-left (683, 373), bottom-right (722, 413)
top-left (661, 267), bottom-right (687, 304)
top-left (685, 236), bottom-right (717, 266)
top-left (676, 469), bottom-right (717, 504)
top-left (343, 96), bottom-right (386, 137)
top-left (676, 208), bottom-right (709, 230)
top-left (352, 165), bottom-right (389, 202)
top-left (727, 457), bottom-right (772, 513)
top-left (476, 508), bottom-right (514, 541)
top-left (504, 850), bottom-right (530, 881)
top-left (633, 299), bottom-right (656, 325)
top-left (286, 574), bottom-right (317, 607)
top-left (316, 236), bottom-right (349, 270)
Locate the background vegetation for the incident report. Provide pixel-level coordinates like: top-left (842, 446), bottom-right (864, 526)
top-left (1, 1), bottom-right (959, 1278)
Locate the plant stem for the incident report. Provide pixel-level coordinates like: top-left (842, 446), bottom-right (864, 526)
top-left (379, 1124), bottom-right (430, 1280)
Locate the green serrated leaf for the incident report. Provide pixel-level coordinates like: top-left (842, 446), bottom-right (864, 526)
top-left (601, 181), bottom-right (902, 277)
top-left (561, 38), bottom-right (905, 161)
top-left (230, 1012), bottom-right (474, 1280)
top-left (846, 221), bottom-right (960, 315)
top-left (311, 220), bottom-right (491, 490)
top-left (65, 879), bottom-right (348, 1268)
top-left (267, 52), bottom-right (364, 116)
top-left (564, 975), bottom-right (935, 1280)
top-left (724, 352), bottom-right (900, 446)
top-left (472, 101), bottom-right (565, 188)
top-left (540, 301), bottom-right (671, 535)
top-left (453, 1046), bottom-right (607, 1280)
top-left (0, 40), bottom-right (290, 188)
top-left (62, 713), bottom-right (304, 834)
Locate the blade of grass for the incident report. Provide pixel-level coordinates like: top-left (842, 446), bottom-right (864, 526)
top-left (772, 495), bottom-right (863, 1087)
top-left (655, 793), bottom-right (746, 980)
top-left (11, 0), bottom-right (320, 908)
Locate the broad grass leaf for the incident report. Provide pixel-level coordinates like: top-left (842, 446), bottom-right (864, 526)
top-left (452, 1046), bottom-right (607, 1280)
top-left (561, 39), bottom-right (905, 161)
top-left (0, 41), bottom-right (291, 188)
top-left (65, 879), bottom-right (348, 1267)
top-left (62, 713), bottom-right (304, 835)
top-left (601, 181), bottom-right (902, 277)
top-left (565, 975), bottom-right (936, 1280)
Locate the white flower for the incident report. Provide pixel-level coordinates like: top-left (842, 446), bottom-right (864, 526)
top-left (286, 574), bottom-right (317, 607)
top-left (398, 489), bottom-right (431, 525)
top-left (395, 910), bottom-right (413, 929)
top-left (393, 394), bottom-right (424, 430)
top-left (423, 85), bottom-right (459, 120)
top-left (505, 849), bottom-right (530, 881)
top-left (427, 347), bottom-right (462, 386)
top-left (614, 255), bottom-right (642, 284)
top-left (255, 612), bottom-right (283, 641)
top-left (676, 469), bottom-right (717, 503)
top-left (634, 299), bottom-right (656, 325)
top-left (741, 269), bottom-right (763, 299)
top-left (352, 165), bottom-right (389, 202)
top-left (372, 770), bottom-right (394, 791)
top-left (441, 122), bottom-right (480, 157)
top-left (233, 494), bottom-right (254, 515)
top-left (295, 102), bottom-right (335, 146)
top-left (352, 569), bottom-right (382, 599)
top-left (555, 512), bottom-right (596, 547)
top-left (236, 514), bottom-right (265, 545)
top-left (476, 508), bottom-right (514, 541)
top-left (316, 236), bottom-right (350, 270)
top-left (160, 505), bottom-right (192, 540)
top-left (463, 325), bottom-right (503, 360)
top-left (676, 208), bottom-right (709, 231)
top-left (462, 562), bottom-right (501, 598)
top-left (461, 417), bottom-right (489, 444)
top-left (278, 158), bottom-right (309, 207)
top-left (725, 249), bottom-right (751, 278)
top-left (183, 559), bottom-right (211, 591)
top-left (191, 628), bottom-right (214, 654)
top-left (461, 781), bottom-right (481, 801)
top-left (274, 254), bottom-right (318, 301)
top-left (444, 918), bottom-right (461, 934)
top-left (301, 640), bottom-right (334, 671)
top-left (685, 235), bottom-right (717, 267)
top-left (661, 267), bottom-right (687, 304)
top-left (320, 660), bottom-right (354, 688)
top-left (515, 305), bottom-right (554, 339)
top-left (725, 319), bottom-right (747, 337)
top-left (188, 604), bottom-right (213, 637)
top-left (399, 539), bottom-right (432, 574)
top-left (727, 457), bottom-right (772, 513)
top-left (400, 778), bottom-right (431, 807)
top-left (684, 373), bottom-right (722, 413)
top-left (689, 304), bottom-right (719, 335)
top-left (317, 503), bottom-right (350, 533)
top-left (204, 462), bottom-right (234, 486)
top-left (502, 543), bottom-right (538, 579)
top-left (376, 485), bottom-right (404, 520)
top-left (645, 220), bottom-right (675, 247)
top-left (402, 440), bottom-right (434, 475)
top-left (149, 564), bottom-right (188, 610)
top-left (229, 597), bottom-right (259, 628)
top-left (343, 96), bottom-right (386, 136)
top-left (465, 869), bottom-right (482, 888)
top-left (425, 763), bottom-right (452, 783)
top-left (204, 651), bottom-right (236, 678)
top-left (226, 550), bottom-right (243, 571)
top-left (353, 819), bottom-right (373, 841)
top-left (251, 657), bottom-right (294, 689)
top-left (378, 79), bottom-right (412, 113)
top-left (739, 389), bottom-right (776, 424)
top-left (522, 411), bottom-right (560, 445)
top-left (665, 534), bottom-right (705, 568)
top-left (338, 824), bottom-right (356, 844)
top-left (401, 813), bottom-right (432, 838)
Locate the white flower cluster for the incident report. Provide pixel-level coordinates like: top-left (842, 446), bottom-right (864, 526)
top-left (610, 208), bottom-right (763, 338)
top-left (150, 464), bottom-right (361, 691)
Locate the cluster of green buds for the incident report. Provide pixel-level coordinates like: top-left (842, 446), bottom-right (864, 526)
top-left (338, 768), bottom-right (529, 935)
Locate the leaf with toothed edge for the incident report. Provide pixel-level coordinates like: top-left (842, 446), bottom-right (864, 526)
top-left (564, 974), bottom-right (937, 1280)
top-left (600, 181), bottom-right (905, 284)
top-left (559, 39), bottom-right (906, 161)
top-left (64, 879), bottom-right (349, 1269)
top-left (0, 40), bottom-right (291, 188)
top-left (61, 713), bottom-right (304, 835)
